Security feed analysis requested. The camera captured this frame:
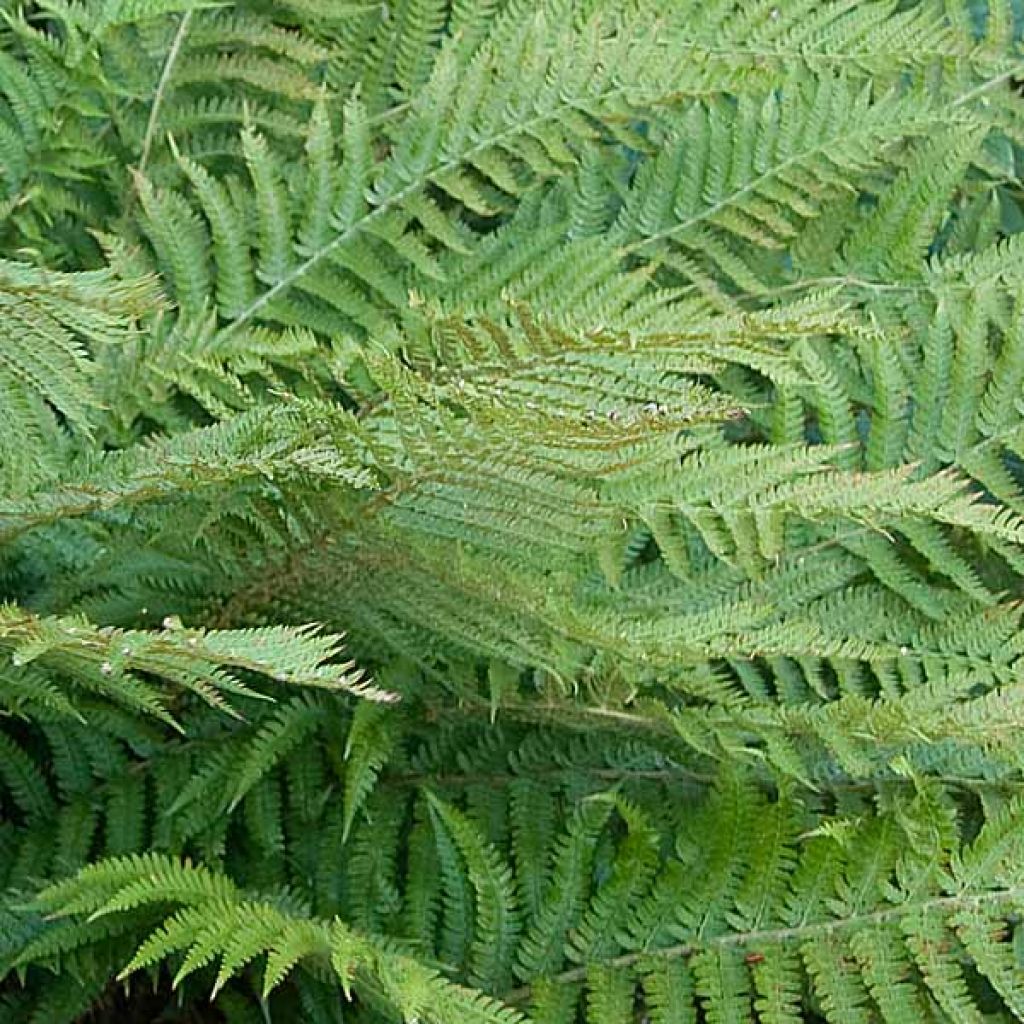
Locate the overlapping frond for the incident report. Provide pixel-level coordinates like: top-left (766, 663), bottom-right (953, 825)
top-left (1, 0), bottom-right (1024, 1021)
top-left (0, 259), bottom-right (158, 489)
top-left (15, 764), bottom-right (1024, 1023)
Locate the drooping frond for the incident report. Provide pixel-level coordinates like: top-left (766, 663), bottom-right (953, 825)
top-left (16, 853), bottom-right (526, 1024)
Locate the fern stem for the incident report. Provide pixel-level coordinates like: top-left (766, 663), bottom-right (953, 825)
top-left (216, 73), bottom-right (687, 338)
top-left (501, 884), bottom-right (1024, 1002)
top-left (138, 7), bottom-right (195, 177)
top-left (948, 59), bottom-right (1024, 109)
top-left (382, 764), bottom-right (718, 789)
top-left (672, 43), bottom-right (1019, 67)
top-left (619, 62), bottom-right (1024, 260)
top-left (439, 701), bottom-right (1024, 796)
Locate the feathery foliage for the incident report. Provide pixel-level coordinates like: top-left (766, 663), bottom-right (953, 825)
top-left (2, 0), bottom-right (1024, 1021)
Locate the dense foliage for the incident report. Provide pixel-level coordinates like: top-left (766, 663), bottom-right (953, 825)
top-left (2, 1), bottom-right (1024, 1021)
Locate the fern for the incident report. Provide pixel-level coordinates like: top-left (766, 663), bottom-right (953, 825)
top-left (3, 0), bottom-right (1024, 1021)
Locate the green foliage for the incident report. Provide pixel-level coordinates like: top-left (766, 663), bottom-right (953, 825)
top-left (2, 0), bottom-right (1024, 1020)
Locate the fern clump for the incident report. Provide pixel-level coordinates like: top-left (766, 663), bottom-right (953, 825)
top-left (3, 1), bottom-right (1024, 1021)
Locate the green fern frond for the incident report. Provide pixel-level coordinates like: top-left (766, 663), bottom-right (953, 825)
top-left (3, 2), bottom-right (1024, 1021)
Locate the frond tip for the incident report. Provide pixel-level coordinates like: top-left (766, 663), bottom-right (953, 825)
top-left (0, 606), bottom-right (392, 725)
top-left (21, 854), bottom-right (523, 1024)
